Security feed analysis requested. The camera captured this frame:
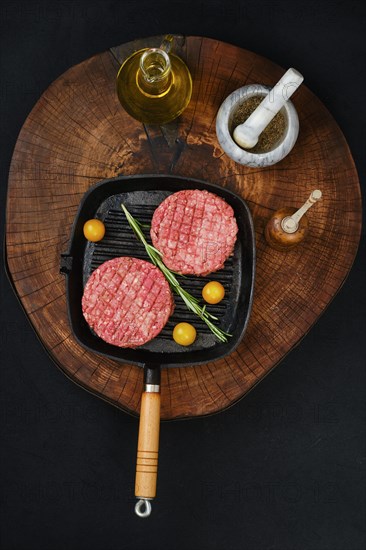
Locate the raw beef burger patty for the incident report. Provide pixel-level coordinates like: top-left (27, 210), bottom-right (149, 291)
top-left (150, 189), bottom-right (238, 275)
top-left (82, 257), bottom-right (174, 347)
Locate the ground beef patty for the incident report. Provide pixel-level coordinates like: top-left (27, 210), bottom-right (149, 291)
top-left (150, 189), bottom-right (238, 276)
top-left (82, 257), bottom-right (174, 348)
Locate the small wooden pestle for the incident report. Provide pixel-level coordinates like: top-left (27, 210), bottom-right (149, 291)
top-left (265, 190), bottom-right (322, 251)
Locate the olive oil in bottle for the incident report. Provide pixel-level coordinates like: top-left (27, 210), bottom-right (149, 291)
top-left (116, 40), bottom-right (192, 125)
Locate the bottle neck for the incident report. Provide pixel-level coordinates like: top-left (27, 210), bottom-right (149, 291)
top-left (137, 48), bottom-right (173, 97)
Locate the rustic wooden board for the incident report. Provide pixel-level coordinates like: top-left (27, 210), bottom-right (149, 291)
top-left (5, 35), bottom-right (361, 420)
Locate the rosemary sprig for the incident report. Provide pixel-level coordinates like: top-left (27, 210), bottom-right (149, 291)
top-left (121, 203), bottom-right (231, 343)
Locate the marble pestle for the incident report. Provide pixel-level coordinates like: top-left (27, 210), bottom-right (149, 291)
top-left (233, 68), bottom-right (304, 150)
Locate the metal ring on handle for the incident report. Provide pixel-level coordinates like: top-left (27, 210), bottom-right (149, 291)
top-left (135, 499), bottom-right (152, 518)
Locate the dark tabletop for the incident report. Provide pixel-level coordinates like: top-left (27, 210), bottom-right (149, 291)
top-left (0, 1), bottom-right (365, 549)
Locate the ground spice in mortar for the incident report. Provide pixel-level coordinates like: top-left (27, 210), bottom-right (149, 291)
top-left (231, 95), bottom-right (286, 153)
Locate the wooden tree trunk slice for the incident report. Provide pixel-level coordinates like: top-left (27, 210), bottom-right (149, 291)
top-left (6, 36), bottom-right (362, 419)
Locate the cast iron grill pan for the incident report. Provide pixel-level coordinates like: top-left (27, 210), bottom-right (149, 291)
top-left (61, 175), bottom-right (255, 368)
top-left (61, 174), bottom-right (255, 517)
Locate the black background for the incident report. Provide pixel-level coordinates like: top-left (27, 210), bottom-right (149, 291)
top-left (1, 1), bottom-right (365, 549)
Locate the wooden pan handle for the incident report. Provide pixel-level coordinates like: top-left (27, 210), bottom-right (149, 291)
top-left (134, 369), bottom-right (161, 518)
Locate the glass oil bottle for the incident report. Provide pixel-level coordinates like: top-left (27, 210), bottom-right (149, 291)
top-left (116, 36), bottom-right (192, 125)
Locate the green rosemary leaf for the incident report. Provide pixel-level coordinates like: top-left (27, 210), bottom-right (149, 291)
top-left (121, 203), bottom-right (231, 342)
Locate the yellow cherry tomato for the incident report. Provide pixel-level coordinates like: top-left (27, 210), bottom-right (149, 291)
top-left (202, 281), bottom-right (225, 304)
top-left (173, 322), bottom-right (197, 346)
top-left (83, 219), bottom-right (105, 242)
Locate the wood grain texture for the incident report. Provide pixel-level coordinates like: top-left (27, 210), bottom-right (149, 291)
top-left (5, 36), bottom-right (362, 419)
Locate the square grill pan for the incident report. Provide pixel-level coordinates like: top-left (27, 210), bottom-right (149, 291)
top-left (60, 174), bottom-right (255, 368)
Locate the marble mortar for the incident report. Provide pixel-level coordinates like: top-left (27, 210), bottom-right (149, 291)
top-left (216, 84), bottom-right (299, 168)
